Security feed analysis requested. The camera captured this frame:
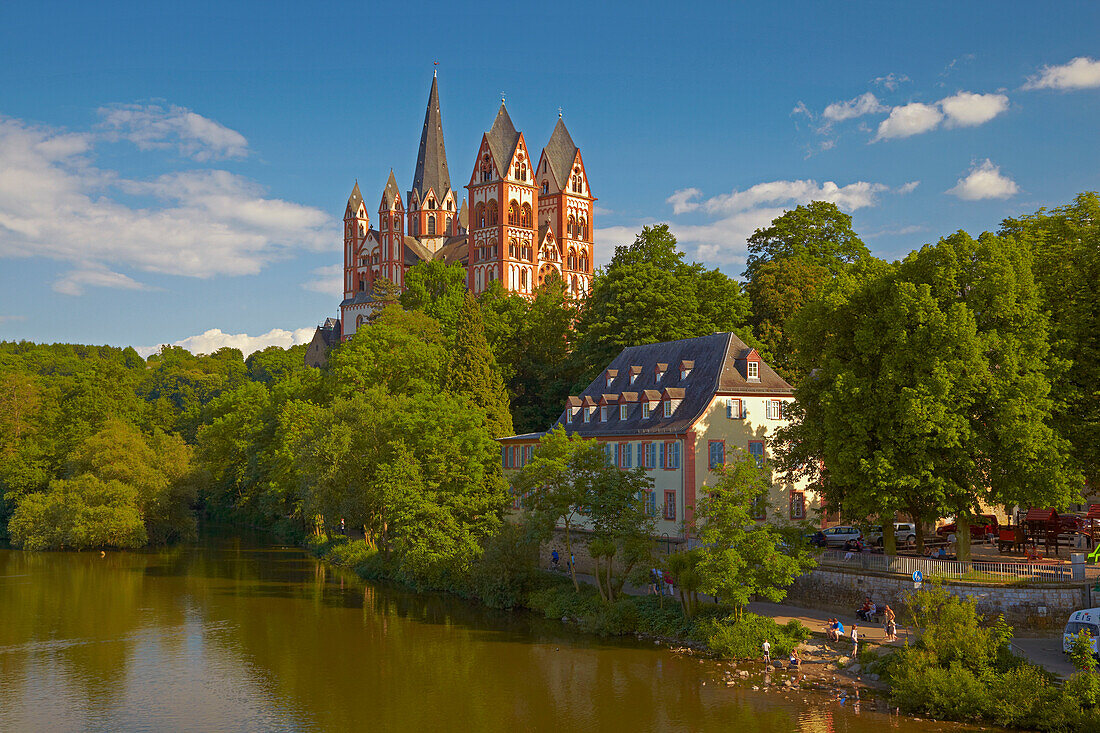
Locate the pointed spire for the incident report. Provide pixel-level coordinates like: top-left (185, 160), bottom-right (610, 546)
top-left (381, 169), bottom-right (402, 209)
top-left (485, 102), bottom-right (521, 170)
top-left (346, 180), bottom-right (364, 216)
top-left (410, 74), bottom-right (451, 204)
top-left (542, 116), bottom-right (578, 188)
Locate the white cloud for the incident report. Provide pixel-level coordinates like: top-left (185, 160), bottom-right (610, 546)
top-left (872, 73), bottom-right (910, 91)
top-left (98, 103), bottom-right (249, 161)
top-left (946, 159), bottom-right (1019, 200)
top-left (0, 114), bottom-right (337, 294)
top-left (592, 225), bottom-right (639, 268)
top-left (822, 92), bottom-right (887, 123)
top-left (302, 263), bottom-right (343, 296)
top-left (939, 92), bottom-right (1009, 127)
top-left (135, 326), bottom-right (316, 358)
top-left (873, 102), bottom-right (944, 140)
top-left (661, 178), bottom-right (890, 266)
top-left (0, 314), bottom-right (26, 323)
top-left (54, 267), bottom-right (152, 296)
top-left (666, 188), bottom-right (702, 214)
top-left (1024, 57), bottom-right (1100, 91)
top-left (897, 181), bottom-right (921, 194)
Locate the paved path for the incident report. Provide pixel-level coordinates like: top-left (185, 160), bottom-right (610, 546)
top-left (568, 568), bottom-right (1073, 676)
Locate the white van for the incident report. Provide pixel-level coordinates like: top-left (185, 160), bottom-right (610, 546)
top-left (1062, 608), bottom-right (1100, 656)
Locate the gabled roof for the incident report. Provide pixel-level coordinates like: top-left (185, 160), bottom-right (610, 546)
top-left (541, 117), bottom-right (579, 188)
top-left (380, 170), bottom-right (402, 209)
top-left (435, 235), bottom-right (469, 266)
top-left (457, 199), bottom-right (469, 229)
top-left (411, 75), bottom-right (451, 202)
top-left (555, 332), bottom-right (793, 437)
top-left (404, 236), bottom-right (432, 265)
top-left (486, 103), bottom-right (521, 170)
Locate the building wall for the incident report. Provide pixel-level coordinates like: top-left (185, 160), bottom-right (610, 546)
top-left (691, 393), bottom-right (822, 526)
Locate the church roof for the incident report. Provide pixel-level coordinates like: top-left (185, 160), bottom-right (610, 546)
top-left (404, 236), bottom-right (432, 266)
top-left (436, 235), bottom-right (469, 266)
top-left (458, 199), bottom-right (469, 230)
top-left (411, 74), bottom-right (451, 202)
top-left (346, 181), bottom-right (363, 215)
top-left (380, 170), bottom-right (402, 208)
top-left (542, 117), bottom-right (578, 188)
top-left (486, 103), bottom-right (521, 170)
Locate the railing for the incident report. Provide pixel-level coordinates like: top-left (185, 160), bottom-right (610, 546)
top-left (818, 549), bottom-right (1081, 583)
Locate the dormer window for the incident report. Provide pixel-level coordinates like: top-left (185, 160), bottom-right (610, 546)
top-left (747, 361), bottom-right (759, 380)
top-left (663, 400), bottom-right (673, 417)
top-left (642, 402), bottom-right (651, 418)
top-left (583, 408), bottom-right (591, 424)
top-left (600, 406), bottom-right (607, 422)
top-left (630, 374), bottom-right (638, 385)
top-left (620, 404), bottom-right (628, 420)
top-left (604, 369), bottom-right (618, 388)
top-left (679, 360), bottom-right (693, 380)
top-left (655, 363), bottom-right (667, 382)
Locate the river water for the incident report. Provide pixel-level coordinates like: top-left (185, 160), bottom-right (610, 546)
top-left (0, 529), bottom-right (982, 732)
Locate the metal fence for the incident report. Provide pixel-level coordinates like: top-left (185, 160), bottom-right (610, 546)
top-left (818, 549), bottom-right (1082, 583)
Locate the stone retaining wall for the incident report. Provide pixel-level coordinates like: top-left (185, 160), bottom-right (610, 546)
top-left (787, 566), bottom-right (1090, 629)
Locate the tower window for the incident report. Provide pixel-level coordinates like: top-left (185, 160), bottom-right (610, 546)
top-left (427, 217), bottom-right (436, 235)
top-left (542, 181), bottom-right (549, 194)
top-left (508, 201), bottom-right (519, 226)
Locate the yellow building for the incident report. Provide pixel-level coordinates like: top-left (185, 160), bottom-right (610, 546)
top-left (499, 332), bottom-right (821, 540)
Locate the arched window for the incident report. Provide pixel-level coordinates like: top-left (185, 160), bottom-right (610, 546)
top-left (475, 204), bottom-right (486, 228)
top-left (521, 268), bottom-right (528, 290)
top-left (521, 203), bottom-right (532, 228)
top-left (567, 215), bottom-right (576, 238)
top-left (571, 275), bottom-right (578, 294)
top-left (580, 253), bottom-right (589, 271)
top-left (427, 197), bottom-right (435, 210)
top-left (541, 181), bottom-right (549, 194)
top-left (579, 217), bottom-right (587, 240)
top-left (508, 201), bottom-right (519, 225)
top-left (410, 218), bottom-right (418, 236)
top-left (427, 216), bottom-right (436, 235)
top-left (568, 247), bottom-right (577, 270)
top-left (359, 223), bottom-right (366, 236)
top-left (481, 154), bottom-right (492, 182)
top-left (447, 199), bottom-right (454, 211)
top-left (509, 239), bottom-right (518, 259)
top-left (446, 215), bottom-right (453, 233)
top-left (488, 201), bottom-right (499, 225)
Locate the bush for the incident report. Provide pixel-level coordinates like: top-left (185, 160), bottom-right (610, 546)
top-left (696, 613), bottom-right (810, 659)
top-left (891, 651), bottom-right (993, 722)
top-left (471, 522), bottom-right (540, 609)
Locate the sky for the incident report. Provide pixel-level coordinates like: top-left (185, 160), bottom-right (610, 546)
top-left (1, 1), bottom-right (1098, 355)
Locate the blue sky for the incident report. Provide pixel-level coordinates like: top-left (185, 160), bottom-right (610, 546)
top-left (1, 1), bottom-right (1098, 354)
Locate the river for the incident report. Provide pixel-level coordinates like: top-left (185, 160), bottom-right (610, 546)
top-left (0, 528), bottom-right (983, 732)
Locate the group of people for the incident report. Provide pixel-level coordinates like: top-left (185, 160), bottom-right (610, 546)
top-left (648, 567), bottom-right (675, 596)
top-left (761, 640), bottom-right (801, 670)
top-left (825, 618), bottom-right (860, 653)
top-left (549, 549), bottom-right (575, 572)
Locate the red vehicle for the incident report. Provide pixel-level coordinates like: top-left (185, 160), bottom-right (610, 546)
top-left (937, 514), bottom-right (1000, 542)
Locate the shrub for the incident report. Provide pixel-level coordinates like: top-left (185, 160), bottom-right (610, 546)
top-left (890, 650), bottom-right (993, 722)
top-left (697, 613), bottom-right (810, 659)
top-left (471, 522), bottom-right (540, 609)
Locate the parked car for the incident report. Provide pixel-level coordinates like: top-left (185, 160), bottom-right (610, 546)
top-left (805, 530), bottom-right (827, 547)
top-left (819, 525), bottom-right (863, 548)
top-left (937, 514), bottom-right (999, 542)
top-left (865, 522), bottom-right (918, 548)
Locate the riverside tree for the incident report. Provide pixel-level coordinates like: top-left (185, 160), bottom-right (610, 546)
top-left (778, 232), bottom-right (1079, 559)
top-left (691, 448), bottom-right (815, 620)
top-left (445, 291), bottom-right (513, 438)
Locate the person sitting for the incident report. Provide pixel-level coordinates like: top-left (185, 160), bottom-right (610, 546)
top-left (936, 546), bottom-right (947, 559)
top-left (825, 618), bottom-right (838, 641)
top-left (789, 649), bottom-right (801, 669)
top-left (867, 600), bottom-right (878, 621)
top-left (856, 598), bottom-right (873, 621)
top-left (835, 619), bottom-right (845, 638)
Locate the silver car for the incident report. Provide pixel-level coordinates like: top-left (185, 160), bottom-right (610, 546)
top-left (821, 525), bottom-right (863, 548)
top-left (866, 522), bottom-right (918, 548)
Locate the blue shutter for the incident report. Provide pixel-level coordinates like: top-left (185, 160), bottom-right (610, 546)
top-left (501, 446), bottom-right (507, 469)
top-left (659, 442), bottom-right (666, 469)
top-left (717, 442), bottom-right (724, 467)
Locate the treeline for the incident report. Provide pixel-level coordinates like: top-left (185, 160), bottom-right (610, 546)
top-left (0, 193), bottom-right (1096, 561)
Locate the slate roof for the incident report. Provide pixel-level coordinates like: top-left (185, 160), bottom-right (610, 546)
top-left (318, 317), bottom-right (342, 346)
top-left (380, 170), bottom-right (402, 209)
top-left (410, 74), bottom-right (451, 202)
top-left (345, 181), bottom-right (363, 215)
top-left (541, 117), bottom-right (578, 189)
top-left (436, 235), bottom-right (469, 266)
top-left (554, 332), bottom-right (793, 437)
top-left (486, 103), bottom-right (521, 171)
top-left (404, 236), bottom-right (432, 266)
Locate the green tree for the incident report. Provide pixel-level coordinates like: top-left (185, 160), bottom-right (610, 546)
top-left (445, 292), bottom-right (513, 438)
top-left (9, 474), bottom-right (147, 550)
top-left (743, 202), bottom-right (869, 380)
top-left (586, 461), bottom-right (655, 602)
top-left (1000, 193), bottom-right (1100, 489)
top-left (573, 224), bottom-right (753, 385)
top-left (400, 260), bottom-right (469, 340)
top-left (692, 448), bottom-right (815, 619)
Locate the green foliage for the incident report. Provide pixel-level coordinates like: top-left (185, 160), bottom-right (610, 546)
top-left (572, 225), bottom-right (753, 386)
top-left (692, 448), bottom-right (816, 616)
top-left (445, 291), bottom-right (513, 438)
top-left (471, 521), bottom-right (541, 609)
top-left (1069, 629), bottom-right (1098, 675)
top-left (697, 615), bottom-right (810, 659)
top-left (9, 474), bottom-right (147, 550)
top-left (400, 260), bottom-right (469, 340)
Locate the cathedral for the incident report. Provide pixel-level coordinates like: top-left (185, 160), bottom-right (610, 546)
top-left (326, 72), bottom-right (596, 347)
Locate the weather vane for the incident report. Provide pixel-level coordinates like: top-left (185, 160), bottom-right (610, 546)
top-left (433, 61), bottom-right (438, 77)
top-left (558, 106), bottom-right (563, 118)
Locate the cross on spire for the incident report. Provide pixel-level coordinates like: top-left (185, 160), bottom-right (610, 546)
top-left (558, 106), bottom-right (563, 118)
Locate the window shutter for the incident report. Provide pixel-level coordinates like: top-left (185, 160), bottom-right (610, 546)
top-left (659, 442), bottom-right (666, 469)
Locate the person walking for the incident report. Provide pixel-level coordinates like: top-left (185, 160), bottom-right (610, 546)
top-left (850, 623), bottom-right (859, 656)
top-left (551, 549), bottom-right (560, 570)
top-left (884, 605), bottom-right (897, 642)
top-left (762, 639), bottom-right (771, 665)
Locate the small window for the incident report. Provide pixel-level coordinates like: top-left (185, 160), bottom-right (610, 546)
top-left (666, 442), bottom-right (681, 469)
top-left (620, 404), bottom-right (628, 420)
top-left (645, 491), bottom-right (657, 517)
top-left (681, 368), bottom-right (690, 380)
top-left (606, 374), bottom-right (614, 387)
top-left (747, 361), bottom-right (759, 380)
top-left (748, 440), bottom-right (765, 467)
top-left (655, 370), bottom-right (664, 382)
top-left (767, 400), bottom-right (782, 420)
top-left (642, 402), bottom-right (651, 419)
top-left (600, 406), bottom-right (607, 422)
top-left (664, 491), bottom-right (677, 521)
top-left (727, 398), bottom-right (743, 419)
top-left (752, 493), bottom-right (768, 520)
top-left (708, 441), bottom-right (725, 470)
top-left (644, 443), bottom-right (657, 469)
top-left (621, 443), bottom-right (633, 468)
top-left (583, 409), bottom-right (591, 424)
top-left (630, 373), bottom-right (638, 385)
top-left (663, 400), bottom-right (673, 417)
top-left (790, 491), bottom-right (806, 520)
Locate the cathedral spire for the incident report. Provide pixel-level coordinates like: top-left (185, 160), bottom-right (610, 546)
top-left (411, 74), bottom-right (451, 202)
top-left (345, 180), bottom-right (364, 217)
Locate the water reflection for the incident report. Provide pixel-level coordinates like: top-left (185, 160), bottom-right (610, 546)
top-left (0, 529), bottom-right (979, 732)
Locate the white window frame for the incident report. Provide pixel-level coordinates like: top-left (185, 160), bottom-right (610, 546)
top-left (747, 361), bottom-right (759, 380)
top-left (642, 402), bottom-right (651, 418)
top-left (620, 404), bottom-right (628, 420)
top-left (583, 408), bottom-right (591, 424)
top-left (727, 397), bottom-right (743, 419)
top-left (600, 406), bottom-right (607, 422)
top-left (663, 400), bottom-right (673, 417)
top-left (767, 399), bottom-right (782, 420)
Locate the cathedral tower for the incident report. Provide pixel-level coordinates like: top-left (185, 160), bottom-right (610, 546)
top-left (378, 170), bottom-right (405, 286)
top-left (342, 181), bottom-right (369, 300)
top-left (536, 114), bottom-right (595, 297)
top-left (407, 72), bottom-right (458, 255)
